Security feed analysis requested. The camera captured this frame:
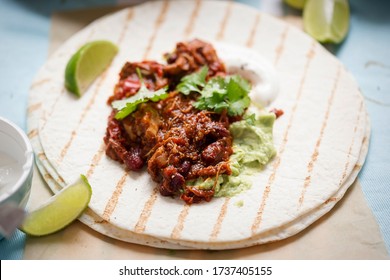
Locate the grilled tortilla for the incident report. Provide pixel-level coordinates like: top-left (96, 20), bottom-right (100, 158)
top-left (27, 0), bottom-right (369, 249)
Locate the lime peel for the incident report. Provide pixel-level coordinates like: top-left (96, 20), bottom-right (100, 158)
top-left (65, 40), bottom-right (118, 97)
top-left (20, 174), bottom-right (92, 236)
top-left (303, 0), bottom-right (350, 44)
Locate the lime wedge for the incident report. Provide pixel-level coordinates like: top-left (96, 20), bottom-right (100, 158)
top-left (303, 0), bottom-right (350, 44)
top-left (20, 175), bottom-right (92, 236)
top-left (65, 40), bottom-right (118, 97)
top-left (284, 0), bottom-right (306, 10)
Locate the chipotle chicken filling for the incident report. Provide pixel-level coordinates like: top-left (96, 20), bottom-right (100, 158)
top-left (104, 39), bottom-right (243, 204)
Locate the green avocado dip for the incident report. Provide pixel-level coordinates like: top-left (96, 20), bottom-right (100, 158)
top-left (187, 112), bottom-right (276, 197)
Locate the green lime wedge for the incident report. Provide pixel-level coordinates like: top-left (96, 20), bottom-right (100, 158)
top-left (303, 0), bottom-right (350, 44)
top-left (20, 175), bottom-right (92, 236)
top-left (65, 40), bottom-right (118, 97)
top-left (284, 0), bottom-right (306, 10)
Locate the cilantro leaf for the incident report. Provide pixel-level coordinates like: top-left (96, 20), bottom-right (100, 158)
top-left (191, 74), bottom-right (251, 116)
top-left (201, 76), bottom-right (226, 98)
top-left (228, 96), bottom-right (251, 116)
top-left (176, 66), bottom-right (208, 95)
top-left (112, 85), bottom-right (168, 119)
top-left (112, 67), bottom-right (169, 119)
top-left (226, 75), bottom-right (250, 101)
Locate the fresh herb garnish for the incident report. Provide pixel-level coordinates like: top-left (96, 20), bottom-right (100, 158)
top-left (177, 67), bottom-right (251, 116)
top-left (113, 66), bottom-right (251, 119)
top-left (112, 69), bottom-right (168, 120)
top-left (176, 66), bottom-right (208, 95)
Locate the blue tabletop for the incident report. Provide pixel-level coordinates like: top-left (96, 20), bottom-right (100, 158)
top-left (1, 0), bottom-right (389, 259)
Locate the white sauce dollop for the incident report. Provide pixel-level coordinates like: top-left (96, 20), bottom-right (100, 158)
top-left (215, 42), bottom-right (279, 107)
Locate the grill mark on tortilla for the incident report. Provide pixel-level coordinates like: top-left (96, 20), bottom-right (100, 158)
top-left (27, 100), bottom-right (41, 139)
top-left (102, 172), bottom-right (128, 222)
top-left (37, 152), bottom-right (65, 184)
top-left (134, 188), bottom-right (158, 233)
top-left (43, 173), bottom-right (53, 181)
top-left (41, 173), bottom-right (62, 192)
top-left (274, 26), bottom-right (289, 65)
top-left (143, 0), bottom-right (170, 60)
top-left (58, 70), bottom-right (108, 163)
top-left (37, 152), bottom-right (46, 161)
top-left (30, 78), bottom-right (50, 90)
top-left (28, 128), bottom-right (38, 139)
top-left (216, 0), bottom-right (233, 41)
top-left (337, 100), bottom-right (364, 188)
top-left (251, 40), bottom-right (317, 235)
top-left (246, 13), bottom-right (261, 48)
top-left (84, 208), bottom-right (106, 224)
top-left (86, 142), bottom-right (106, 178)
top-left (183, 0), bottom-right (202, 38)
top-left (298, 65), bottom-right (341, 208)
top-left (327, 119), bottom-right (371, 203)
top-left (171, 204), bottom-right (190, 239)
top-left (40, 88), bottom-right (66, 132)
top-left (325, 197), bottom-right (338, 204)
top-left (118, 8), bottom-right (134, 43)
top-left (27, 102), bottom-right (42, 114)
top-left (42, 173), bottom-right (64, 189)
top-left (210, 197), bottom-right (231, 241)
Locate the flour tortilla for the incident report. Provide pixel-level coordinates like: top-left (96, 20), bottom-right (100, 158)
top-left (27, 0), bottom-right (369, 249)
top-left (31, 113), bottom-right (369, 250)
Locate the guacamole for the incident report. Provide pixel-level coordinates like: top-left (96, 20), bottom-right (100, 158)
top-left (188, 112), bottom-right (276, 197)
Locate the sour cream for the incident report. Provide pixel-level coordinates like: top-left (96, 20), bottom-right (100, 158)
top-left (0, 151), bottom-right (23, 197)
top-left (215, 42), bottom-right (279, 107)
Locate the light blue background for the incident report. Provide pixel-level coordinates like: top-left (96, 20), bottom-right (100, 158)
top-left (1, 0), bottom-right (389, 259)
